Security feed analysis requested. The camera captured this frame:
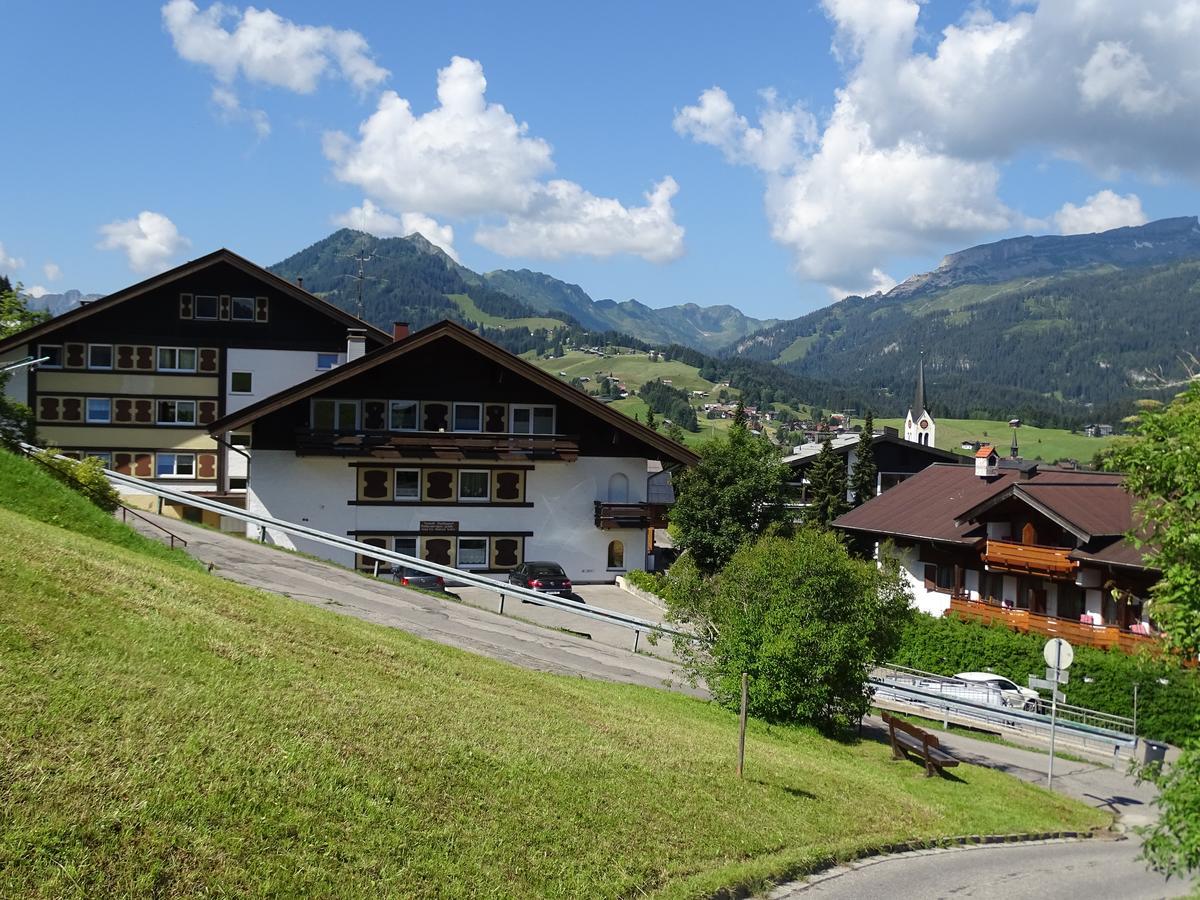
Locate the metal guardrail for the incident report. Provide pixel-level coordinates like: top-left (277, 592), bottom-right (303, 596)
top-left (17, 444), bottom-right (695, 650)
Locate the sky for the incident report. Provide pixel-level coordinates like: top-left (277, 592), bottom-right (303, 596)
top-left (4, 0), bottom-right (1200, 319)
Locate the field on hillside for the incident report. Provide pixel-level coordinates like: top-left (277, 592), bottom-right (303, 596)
top-left (877, 417), bottom-right (1118, 464)
top-left (535, 348), bottom-right (720, 394)
top-left (446, 293), bottom-right (563, 330)
top-left (0, 451), bottom-right (1104, 898)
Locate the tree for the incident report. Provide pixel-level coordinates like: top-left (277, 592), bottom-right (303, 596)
top-left (662, 529), bottom-right (912, 735)
top-left (806, 437), bottom-right (849, 526)
top-left (1110, 382), bottom-right (1200, 655)
top-left (732, 398), bottom-right (748, 429)
top-left (1137, 749), bottom-right (1200, 882)
top-left (0, 282), bottom-right (46, 446)
top-left (670, 428), bottom-right (790, 574)
top-left (665, 421), bottom-right (686, 445)
top-left (849, 411), bottom-right (878, 506)
top-left (645, 406), bottom-right (657, 431)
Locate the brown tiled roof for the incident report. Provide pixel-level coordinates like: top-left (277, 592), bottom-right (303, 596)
top-left (975, 445), bottom-right (996, 458)
top-left (1016, 481), bottom-right (1131, 539)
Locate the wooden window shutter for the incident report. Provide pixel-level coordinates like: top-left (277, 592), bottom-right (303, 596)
top-left (179, 293), bottom-right (194, 319)
top-left (65, 343), bottom-right (86, 369)
top-left (60, 397), bottom-right (83, 421)
top-left (219, 295), bottom-right (231, 320)
top-left (484, 404), bottom-right (507, 433)
top-left (135, 346), bottom-right (154, 370)
top-left (197, 453), bottom-right (217, 479)
top-left (493, 470), bottom-right (524, 502)
top-left (197, 401), bottom-right (218, 425)
top-left (421, 537), bottom-right (455, 566)
top-left (133, 454), bottom-right (153, 477)
top-left (198, 348), bottom-right (219, 373)
top-left (255, 296), bottom-right (268, 322)
top-left (357, 468), bottom-right (393, 501)
top-left (491, 537), bottom-right (522, 569)
top-left (423, 469), bottom-right (455, 501)
top-left (38, 397), bottom-right (61, 421)
top-left (115, 345), bottom-right (136, 370)
top-left (113, 453), bottom-right (133, 474)
top-left (113, 399), bottom-right (134, 423)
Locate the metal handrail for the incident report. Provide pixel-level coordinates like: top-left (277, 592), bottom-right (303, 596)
top-left (17, 444), bottom-right (695, 648)
top-left (117, 503), bottom-right (188, 550)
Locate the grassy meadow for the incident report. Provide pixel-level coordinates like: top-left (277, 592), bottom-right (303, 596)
top-left (877, 417), bottom-right (1118, 464)
top-left (0, 450), bottom-right (1106, 898)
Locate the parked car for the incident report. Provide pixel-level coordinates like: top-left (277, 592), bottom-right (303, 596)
top-left (954, 671), bottom-right (1039, 710)
top-left (392, 566), bottom-right (445, 592)
top-left (509, 561), bottom-right (577, 599)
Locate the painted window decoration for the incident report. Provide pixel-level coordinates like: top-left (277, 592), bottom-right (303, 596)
top-left (194, 295), bottom-right (219, 320)
top-left (156, 452), bottom-right (195, 478)
top-left (394, 469), bottom-right (420, 500)
top-left (362, 400), bottom-right (387, 431)
top-left (230, 371), bottom-right (253, 394)
top-left (309, 400), bottom-right (556, 435)
top-left (493, 470), bottom-right (523, 502)
top-left (85, 397), bottom-right (111, 423)
top-left (491, 538), bottom-right (521, 569)
top-left (358, 468), bottom-right (391, 501)
top-left (64, 343), bottom-right (86, 368)
top-left (457, 538), bottom-right (488, 569)
top-left (157, 399), bottom-right (197, 426)
top-left (230, 296), bottom-right (256, 321)
top-left (484, 404), bottom-right (507, 433)
top-left (316, 352), bottom-right (339, 371)
top-left (607, 540), bottom-right (625, 570)
top-left (422, 537), bottom-right (454, 567)
top-left (389, 400), bottom-right (418, 431)
top-left (88, 344), bottom-right (113, 370)
top-left (422, 401), bottom-right (450, 432)
top-left (458, 470), bottom-right (489, 501)
top-left (158, 347), bottom-right (198, 372)
top-left (424, 469), bottom-right (456, 502)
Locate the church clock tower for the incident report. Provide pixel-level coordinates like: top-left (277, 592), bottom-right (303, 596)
top-left (904, 352), bottom-right (936, 447)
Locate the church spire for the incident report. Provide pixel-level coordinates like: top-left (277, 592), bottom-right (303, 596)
top-left (911, 351), bottom-right (926, 418)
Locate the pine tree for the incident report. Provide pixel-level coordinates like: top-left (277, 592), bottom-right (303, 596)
top-left (849, 411), bottom-right (878, 506)
top-left (645, 406), bottom-right (657, 431)
top-left (732, 398), bottom-right (748, 429)
top-left (806, 437), bottom-right (849, 527)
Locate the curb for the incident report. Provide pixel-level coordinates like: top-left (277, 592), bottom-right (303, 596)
top-left (615, 575), bottom-right (667, 612)
top-left (706, 829), bottom-right (1111, 900)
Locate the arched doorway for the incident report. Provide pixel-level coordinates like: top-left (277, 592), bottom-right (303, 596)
top-left (607, 540), bottom-right (625, 569)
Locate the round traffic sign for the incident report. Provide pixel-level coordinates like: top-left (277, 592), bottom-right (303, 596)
top-left (1043, 638), bottom-right (1074, 670)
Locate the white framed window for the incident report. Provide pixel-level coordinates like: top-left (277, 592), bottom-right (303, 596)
top-left (311, 398), bottom-right (358, 431)
top-left (316, 352), bottom-right (340, 371)
top-left (230, 296), bottom-right (255, 321)
top-left (87, 344), bottom-right (113, 370)
top-left (389, 399), bottom-right (418, 431)
top-left (453, 402), bottom-right (483, 432)
top-left (230, 371), bottom-right (253, 394)
top-left (394, 469), bottom-right (420, 501)
top-left (457, 537), bottom-right (489, 569)
top-left (157, 347), bottom-right (197, 372)
top-left (511, 404), bottom-right (555, 435)
top-left (157, 399), bottom-right (197, 425)
top-left (85, 397), bottom-right (111, 423)
top-left (156, 452), bottom-right (195, 478)
top-left (194, 295), bottom-right (219, 319)
top-left (458, 470), bottom-right (490, 502)
top-left (37, 344), bottom-right (62, 369)
top-left (395, 537), bottom-right (418, 558)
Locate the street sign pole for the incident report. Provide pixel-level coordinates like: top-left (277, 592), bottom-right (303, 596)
top-left (1048, 667), bottom-right (1058, 788)
top-left (1041, 638), bottom-right (1074, 789)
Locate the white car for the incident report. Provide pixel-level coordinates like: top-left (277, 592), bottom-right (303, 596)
top-left (954, 672), bottom-right (1040, 710)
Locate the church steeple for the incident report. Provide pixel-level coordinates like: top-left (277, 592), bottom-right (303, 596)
top-left (904, 350), bottom-right (935, 447)
top-left (911, 351), bottom-right (926, 422)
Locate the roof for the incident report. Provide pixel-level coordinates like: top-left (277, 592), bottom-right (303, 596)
top-left (783, 430), bottom-right (962, 467)
top-left (955, 475), bottom-right (1129, 543)
top-left (207, 319), bottom-right (699, 466)
top-left (0, 248), bottom-right (390, 353)
top-left (975, 445), bottom-right (997, 458)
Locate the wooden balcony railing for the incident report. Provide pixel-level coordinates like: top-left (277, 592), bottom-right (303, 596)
top-left (948, 596), bottom-right (1159, 655)
top-left (296, 429), bottom-right (580, 461)
top-left (594, 501), bottom-right (670, 530)
top-left (982, 539), bottom-right (1078, 580)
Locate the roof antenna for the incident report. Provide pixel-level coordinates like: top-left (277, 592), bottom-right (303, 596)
top-left (340, 216), bottom-right (375, 321)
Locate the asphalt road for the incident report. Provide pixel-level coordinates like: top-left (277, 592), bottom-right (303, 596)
top-left (130, 513), bottom-right (698, 695)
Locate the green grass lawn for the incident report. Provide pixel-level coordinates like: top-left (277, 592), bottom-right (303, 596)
top-left (0, 488), bottom-right (1106, 898)
top-left (533, 349), bottom-right (720, 395)
top-left (877, 417), bottom-right (1117, 464)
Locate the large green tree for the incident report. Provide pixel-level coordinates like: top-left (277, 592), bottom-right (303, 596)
top-left (662, 528), bottom-right (912, 735)
top-left (806, 436), bottom-right (849, 526)
top-left (0, 281), bottom-right (47, 446)
top-left (849, 411), bottom-right (877, 507)
top-left (670, 424), bottom-right (789, 574)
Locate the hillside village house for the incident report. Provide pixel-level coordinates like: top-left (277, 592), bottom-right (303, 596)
top-left (207, 320), bottom-right (698, 581)
top-left (834, 449), bottom-right (1161, 654)
top-left (0, 250), bottom-right (388, 520)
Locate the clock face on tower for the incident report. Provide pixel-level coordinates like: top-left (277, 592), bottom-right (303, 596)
top-left (919, 419), bottom-right (929, 429)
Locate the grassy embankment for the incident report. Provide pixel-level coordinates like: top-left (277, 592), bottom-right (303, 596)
top-left (877, 417), bottom-right (1117, 464)
top-left (0, 449), bottom-right (1105, 898)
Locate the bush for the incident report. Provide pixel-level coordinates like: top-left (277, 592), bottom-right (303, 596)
top-left (894, 612), bottom-right (1200, 746)
top-left (33, 449), bottom-right (120, 513)
top-left (624, 569), bottom-right (666, 598)
top-left (664, 529), bottom-right (912, 735)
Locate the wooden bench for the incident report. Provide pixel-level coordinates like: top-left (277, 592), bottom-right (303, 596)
top-left (882, 712), bottom-right (960, 777)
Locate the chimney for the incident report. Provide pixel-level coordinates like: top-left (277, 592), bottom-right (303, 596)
top-left (975, 445), bottom-right (998, 479)
top-left (346, 327), bottom-right (367, 362)
top-left (297, 276), bottom-right (304, 289)
top-left (393, 321), bottom-right (409, 341)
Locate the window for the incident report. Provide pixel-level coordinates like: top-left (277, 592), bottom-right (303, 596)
top-left (923, 563), bottom-right (958, 593)
top-left (230, 431), bottom-right (252, 447)
top-left (231, 296), bottom-right (255, 320)
top-left (459, 470), bottom-right (489, 501)
top-left (458, 538), bottom-right (488, 569)
top-left (607, 540), bottom-right (625, 570)
top-left (229, 477), bottom-right (248, 490)
top-left (156, 453), bottom-right (195, 478)
top-left (37, 344), bottom-right (62, 368)
top-left (157, 399), bottom-right (197, 425)
top-left (88, 344), bottom-right (113, 370)
top-left (84, 451), bottom-right (112, 467)
top-left (389, 400), bottom-right (418, 431)
top-left (85, 397), bottom-right (111, 423)
top-left (511, 404), bottom-right (555, 434)
top-left (395, 537), bottom-right (418, 558)
top-left (194, 295), bottom-right (219, 319)
top-left (316, 352), bottom-right (340, 371)
top-left (394, 469), bottom-right (420, 500)
top-left (230, 371), bottom-right (253, 393)
top-left (311, 399), bottom-right (359, 431)
top-left (158, 347), bottom-right (197, 372)
top-left (453, 402), bottom-right (482, 432)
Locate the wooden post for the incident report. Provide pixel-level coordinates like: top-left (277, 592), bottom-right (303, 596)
top-left (737, 672), bottom-right (748, 778)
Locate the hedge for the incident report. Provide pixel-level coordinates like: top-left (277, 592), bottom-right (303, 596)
top-left (893, 613), bottom-right (1200, 746)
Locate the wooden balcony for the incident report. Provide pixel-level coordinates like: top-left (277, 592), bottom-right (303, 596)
top-left (982, 539), bottom-right (1078, 580)
top-left (594, 501), bottom-right (669, 530)
top-left (296, 429), bottom-right (580, 461)
top-left (948, 595), bottom-right (1160, 655)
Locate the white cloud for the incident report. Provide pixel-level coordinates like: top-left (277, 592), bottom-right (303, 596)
top-left (326, 56), bottom-right (684, 263)
top-left (97, 211), bottom-right (190, 274)
top-left (211, 86), bottom-right (270, 139)
top-left (475, 177), bottom-right (684, 263)
top-left (0, 241), bottom-right (23, 272)
top-left (25, 285), bottom-right (48, 299)
top-left (42, 262), bottom-right (61, 282)
top-left (332, 201), bottom-right (459, 261)
top-left (1053, 190), bottom-right (1148, 235)
top-left (672, 87), bottom-right (816, 174)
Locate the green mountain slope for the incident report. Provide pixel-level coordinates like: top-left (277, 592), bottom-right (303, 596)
top-left (728, 218), bottom-right (1200, 426)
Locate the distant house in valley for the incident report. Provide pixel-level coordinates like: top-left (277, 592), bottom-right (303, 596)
top-left (833, 453), bottom-right (1162, 654)
top-left (207, 320), bottom-right (697, 581)
top-left (0, 248), bottom-right (388, 521)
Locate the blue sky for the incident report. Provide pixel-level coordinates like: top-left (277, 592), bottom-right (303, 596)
top-left (4, 1), bottom-right (1199, 319)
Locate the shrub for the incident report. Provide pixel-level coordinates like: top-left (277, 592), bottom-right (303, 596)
top-left (624, 569), bottom-right (667, 598)
top-left (33, 449), bottom-right (120, 513)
